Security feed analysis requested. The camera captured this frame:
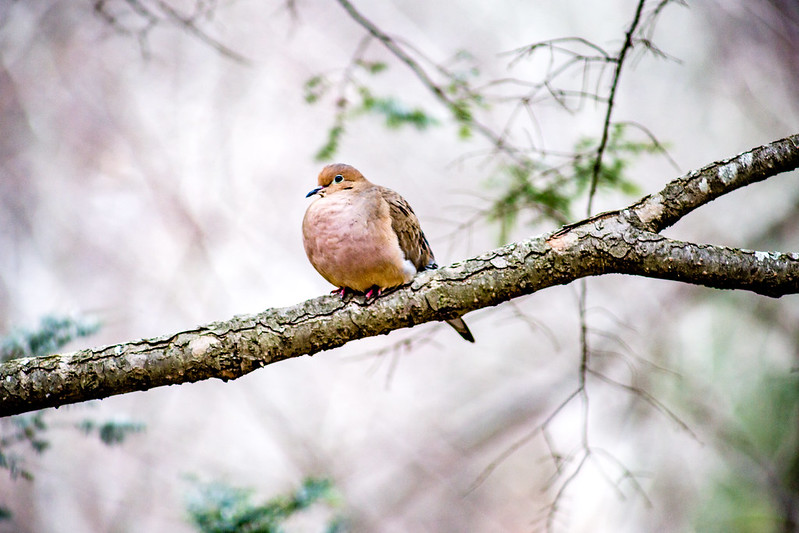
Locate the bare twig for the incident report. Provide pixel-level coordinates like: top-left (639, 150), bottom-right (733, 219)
top-left (586, 0), bottom-right (647, 216)
top-left (588, 369), bottom-right (699, 441)
top-left (92, 0), bottom-right (250, 63)
top-left (467, 388), bottom-right (582, 493)
top-left (333, 0), bottom-right (528, 165)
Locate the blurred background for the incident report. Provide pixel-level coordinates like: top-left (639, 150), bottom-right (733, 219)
top-left (1, 0), bottom-right (798, 531)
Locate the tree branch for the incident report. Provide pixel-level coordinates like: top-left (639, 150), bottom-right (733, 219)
top-left (629, 134), bottom-right (799, 231)
top-left (1, 134), bottom-right (798, 417)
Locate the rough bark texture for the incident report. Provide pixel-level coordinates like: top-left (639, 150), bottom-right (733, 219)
top-left (1, 135), bottom-right (798, 417)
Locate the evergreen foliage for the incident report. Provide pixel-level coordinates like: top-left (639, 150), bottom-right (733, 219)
top-left (186, 477), bottom-right (345, 533)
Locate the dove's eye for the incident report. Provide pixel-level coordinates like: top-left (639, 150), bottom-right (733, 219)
top-left (333, 174), bottom-right (344, 183)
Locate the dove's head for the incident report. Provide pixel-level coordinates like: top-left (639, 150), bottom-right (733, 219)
top-left (306, 163), bottom-right (369, 198)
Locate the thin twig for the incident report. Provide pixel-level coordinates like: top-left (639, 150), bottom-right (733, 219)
top-left (586, 0), bottom-right (647, 216)
top-left (92, 0), bottom-right (250, 64)
top-left (467, 387), bottom-right (582, 493)
top-left (154, 0), bottom-right (251, 64)
top-left (333, 0), bottom-right (527, 165)
top-left (588, 368), bottom-right (699, 441)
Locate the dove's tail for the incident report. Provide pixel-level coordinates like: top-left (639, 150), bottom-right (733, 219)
top-left (446, 317), bottom-right (475, 343)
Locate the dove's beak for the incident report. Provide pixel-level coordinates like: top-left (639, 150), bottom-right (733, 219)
top-left (306, 186), bottom-right (324, 198)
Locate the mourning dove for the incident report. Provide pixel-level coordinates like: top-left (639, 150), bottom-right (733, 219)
top-left (303, 163), bottom-right (474, 342)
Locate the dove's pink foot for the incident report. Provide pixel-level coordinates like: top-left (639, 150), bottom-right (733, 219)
top-left (364, 286), bottom-right (382, 299)
top-left (331, 287), bottom-right (348, 298)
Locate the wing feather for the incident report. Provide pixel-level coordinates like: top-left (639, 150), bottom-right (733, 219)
top-left (381, 187), bottom-right (436, 271)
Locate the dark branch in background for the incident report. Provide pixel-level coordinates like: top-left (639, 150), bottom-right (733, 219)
top-left (0, 134), bottom-right (797, 418)
top-left (567, 1), bottom-right (648, 520)
top-left (586, 0), bottom-right (646, 215)
top-left (549, 1), bottom-right (683, 522)
top-left (332, 0), bottom-right (523, 163)
top-left (91, 0), bottom-right (250, 63)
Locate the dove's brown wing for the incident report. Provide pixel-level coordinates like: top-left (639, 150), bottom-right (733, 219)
top-left (381, 186), bottom-right (474, 342)
top-left (381, 187), bottom-right (437, 271)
